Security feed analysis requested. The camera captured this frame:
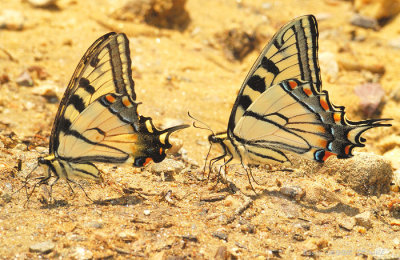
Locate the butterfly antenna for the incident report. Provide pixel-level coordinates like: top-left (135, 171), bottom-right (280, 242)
top-left (187, 111), bottom-right (215, 136)
top-left (187, 111), bottom-right (216, 178)
top-left (12, 163), bottom-right (39, 198)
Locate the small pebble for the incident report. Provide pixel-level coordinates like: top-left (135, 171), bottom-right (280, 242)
top-left (84, 221), bottom-right (103, 229)
top-left (66, 234), bottom-right (87, 242)
top-left (0, 10), bottom-right (25, 30)
top-left (350, 14), bottom-right (379, 30)
top-left (32, 83), bottom-right (59, 103)
top-left (215, 246), bottom-right (232, 260)
top-left (27, 0), bottom-right (57, 8)
top-left (16, 71), bottom-right (33, 87)
top-left (167, 137), bottom-right (184, 155)
top-left (212, 231), bottom-right (228, 241)
top-left (118, 231), bottom-right (138, 242)
top-left (143, 209), bottom-right (151, 216)
top-left (354, 83), bottom-right (385, 117)
top-left (70, 246), bottom-right (93, 260)
top-left (151, 159), bottom-right (184, 174)
top-left (13, 143), bottom-right (27, 151)
top-left (240, 223), bottom-right (255, 234)
top-left (383, 149), bottom-right (400, 171)
top-left (279, 185), bottom-right (305, 201)
top-left (29, 241), bottom-right (55, 254)
top-left (354, 211), bottom-right (373, 229)
top-left (200, 193), bottom-right (227, 202)
top-left (354, 0), bottom-right (400, 20)
top-left (181, 234), bottom-right (198, 242)
top-left (357, 226), bottom-right (367, 234)
top-left (338, 217), bottom-right (356, 231)
top-left (388, 37), bottom-right (400, 49)
top-left (293, 233), bottom-right (306, 241)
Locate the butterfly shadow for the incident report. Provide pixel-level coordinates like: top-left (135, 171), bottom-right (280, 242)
top-left (93, 195), bottom-right (144, 206)
top-left (38, 198), bottom-right (70, 209)
top-left (259, 189), bottom-right (360, 217)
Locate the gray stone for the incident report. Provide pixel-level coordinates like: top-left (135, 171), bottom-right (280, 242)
top-left (29, 241), bottom-right (55, 254)
top-left (355, 211), bottom-right (373, 229)
top-left (323, 152), bottom-right (392, 196)
top-left (84, 220), bottom-right (103, 229)
top-left (151, 158), bottom-right (184, 174)
top-left (212, 231), bottom-right (228, 241)
top-left (0, 10), bottom-right (25, 30)
top-left (16, 71), bottom-right (33, 87)
top-left (338, 217), bottom-right (356, 231)
top-left (280, 186), bottom-right (306, 201)
top-left (350, 14), bottom-right (379, 30)
top-left (70, 246), bottom-right (93, 260)
top-left (27, 0), bottom-right (57, 7)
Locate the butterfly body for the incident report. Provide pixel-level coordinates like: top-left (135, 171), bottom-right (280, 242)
top-left (32, 32), bottom-right (188, 189)
top-left (207, 15), bottom-right (391, 176)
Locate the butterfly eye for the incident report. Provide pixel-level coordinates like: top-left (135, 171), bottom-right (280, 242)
top-left (208, 135), bottom-right (220, 143)
top-left (38, 157), bottom-right (46, 165)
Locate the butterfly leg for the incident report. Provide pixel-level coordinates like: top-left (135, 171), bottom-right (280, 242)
top-left (208, 143), bottom-right (229, 181)
top-left (240, 161), bottom-right (258, 195)
top-left (65, 177), bottom-right (94, 203)
top-left (25, 168), bottom-right (53, 206)
top-left (208, 154), bottom-right (226, 181)
top-left (47, 174), bottom-right (61, 203)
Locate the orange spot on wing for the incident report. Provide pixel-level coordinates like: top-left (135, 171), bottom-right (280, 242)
top-left (317, 126), bottom-right (326, 133)
top-left (122, 97), bottom-right (132, 107)
top-left (320, 97), bottom-right (329, 111)
top-left (303, 87), bottom-right (313, 96)
top-left (143, 157), bottom-right (153, 166)
top-left (159, 148), bottom-right (163, 155)
top-left (288, 80), bottom-right (298, 89)
top-left (319, 139), bottom-right (327, 148)
top-left (323, 151), bottom-right (336, 161)
top-left (333, 112), bottom-right (341, 123)
top-left (106, 94), bottom-right (116, 103)
top-left (344, 145), bottom-right (351, 155)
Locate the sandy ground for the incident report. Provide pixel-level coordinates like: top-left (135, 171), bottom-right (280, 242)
top-left (1, 0), bottom-right (400, 259)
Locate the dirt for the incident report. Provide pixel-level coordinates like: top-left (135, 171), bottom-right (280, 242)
top-left (1, 0), bottom-right (400, 259)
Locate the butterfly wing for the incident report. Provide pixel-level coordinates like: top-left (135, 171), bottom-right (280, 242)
top-left (228, 15), bottom-right (320, 134)
top-left (57, 93), bottom-right (187, 169)
top-left (232, 79), bottom-right (391, 164)
top-left (49, 32), bottom-right (135, 154)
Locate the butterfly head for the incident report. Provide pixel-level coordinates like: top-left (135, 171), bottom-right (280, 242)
top-left (37, 155), bottom-right (54, 167)
top-left (208, 132), bottom-right (228, 144)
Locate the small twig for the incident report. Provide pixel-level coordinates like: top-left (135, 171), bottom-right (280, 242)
top-left (226, 196), bottom-right (253, 224)
top-left (0, 46), bottom-right (18, 62)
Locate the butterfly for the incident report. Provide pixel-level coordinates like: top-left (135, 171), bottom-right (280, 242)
top-left (206, 15), bottom-right (391, 187)
top-left (27, 32), bottom-right (189, 199)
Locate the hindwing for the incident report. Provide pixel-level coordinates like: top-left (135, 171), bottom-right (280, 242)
top-left (232, 79), bottom-right (391, 165)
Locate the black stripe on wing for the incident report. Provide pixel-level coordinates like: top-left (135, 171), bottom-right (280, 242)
top-left (228, 15), bottom-right (320, 134)
top-left (50, 33), bottom-right (136, 153)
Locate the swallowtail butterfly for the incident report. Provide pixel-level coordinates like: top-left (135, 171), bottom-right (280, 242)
top-left (30, 32), bottom-right (188, 196)
top-left (207, 15), bottom-right (391, 185)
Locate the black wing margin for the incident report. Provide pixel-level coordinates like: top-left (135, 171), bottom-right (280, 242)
top-left (49, 33), bottom-right (136, 153)
top-left (228, 15), bottom-right (321, 134)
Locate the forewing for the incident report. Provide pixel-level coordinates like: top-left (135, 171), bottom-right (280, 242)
top-left (228, 15), bottom-right (320, 134)
top-left (50, 33), bottom-right (136, 153)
